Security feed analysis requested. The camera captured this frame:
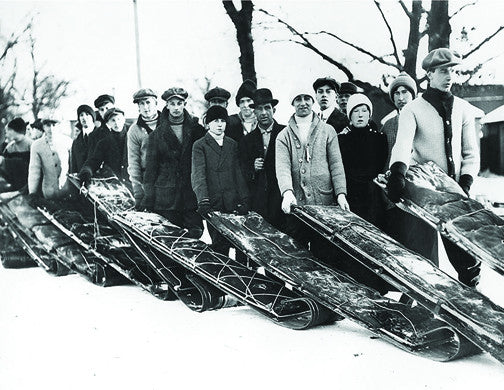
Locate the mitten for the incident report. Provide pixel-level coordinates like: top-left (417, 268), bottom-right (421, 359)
top-left (386, 162), bottom-right (407, 203)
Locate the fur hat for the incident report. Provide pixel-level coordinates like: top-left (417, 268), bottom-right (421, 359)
top-left (389, 72), bottom-right (417, 101)
top-left (94, 94), bottom-right (115, 108)
top-left (422, 48), bottom-right (461, 71)
top-left (77, 104), bottom-right (96, 123)
top-left (206, 106), bottom-right (228, 123)
top-left (346, 93), bottom-right (373, 119)
top-left (7, 117), bottom-right (26, 134)
top-left (235, 79), bottom-right (257, 105)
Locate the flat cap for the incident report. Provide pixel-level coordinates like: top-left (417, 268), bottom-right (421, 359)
top-left (133, 88), bottom-right (157, 103)
top-left (422, 48), bottom-right (461, 71)
top-left (339, 82), bottom-right (359, 95)
top-left (313, 77), bottom-right (340, 92)
top-left (31, 119), bottom-right (44, 131)
top-left (161, 87), bottom-right (188, 102)
top-left (103, 107), bottom-right (125, 123)
top-left (42, 118), bottom-right (58, 126)
top-left (94, 94), bottom-right (115, 108)
top-left (204, 86), bottom-right (231, 102)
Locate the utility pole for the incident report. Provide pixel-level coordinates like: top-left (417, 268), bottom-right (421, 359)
top-left (133, 0), bottom-right (142, 88)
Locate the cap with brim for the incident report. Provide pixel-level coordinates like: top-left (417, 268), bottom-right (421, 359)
top-left (7, 117), bottom-right (27, 134)
top-left (205, 87), bottom-right (231, 102)
top-left (42, 119), bottom-right (58, 126)
top-left (133, 88), bottom-right (157, 103)
top-left (31, 119), bottom-right (44, 131)
top-left (313, 77), bottom-right (340, 93)
top-left (103, 108), bottom-right (125, 123)
top-left (250, 88), bottom-right (279, 108)
top-left (422, 48), bottom-right (461, 71)
top-left (94, 94), bottom-right (115, 108)
top-left (161, 87), bottom-right (188, 102)
top-left (339, 82), bottom-right (359, 95)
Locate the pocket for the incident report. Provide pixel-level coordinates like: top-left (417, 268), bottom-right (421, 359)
top-left (318, 186), bottom-right (333, 195)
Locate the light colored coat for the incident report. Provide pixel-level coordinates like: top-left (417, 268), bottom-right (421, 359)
top-left (389, 96), bottom-right (479, 179)
top-left (275, 113), bottom-right (346, 206)
top-left (127, 118), bottom-right (154, 202)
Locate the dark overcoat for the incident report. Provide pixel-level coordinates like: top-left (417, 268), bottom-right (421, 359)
top-left (142, 109), bottom-right (205, 211)
top-left (326, 108), bottom-right (349, 134)
top-left (239, 121), bottom-right (285, 227)
top-left (191, 133), bottom-right (249, 213)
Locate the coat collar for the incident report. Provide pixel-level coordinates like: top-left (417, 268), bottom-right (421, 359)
top-left (287, 112), bottom-right (319, 140)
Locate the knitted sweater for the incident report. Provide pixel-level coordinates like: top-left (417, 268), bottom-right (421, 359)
top-left (275, 113), bottom-right (346, 206)
top-left (389, 96), bottom-right (479, 179)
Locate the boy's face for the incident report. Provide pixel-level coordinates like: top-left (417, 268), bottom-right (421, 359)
top-left (98, 102), bottom-right (114, 119)
top-left (337, 93), bottom-right (352, 113)
top-left (428, 67), bottom-right (454, 92)
top-left (349, 104), bottom-right (370, 128)
top-left (30, 127), bottom-right (44, 140)
top-left (43, 123), bottom-right (55, 134)
top-left (393, 86), bottom-right (413, 111)
top-left (207, 118), bottom-right (226, 137)
top-left (166, 97), bottom-right (186, 118)
top-left (79, 112), bottom-right (95, 130)
top-left (137, 97), bottom-right (157, 119)
top-left (315, 85), bottom-right (337, 110)
top-left (6, 128), bottom-right (23, 142)
top-left (293, 95), bottom-right (313, 117)
top-left (238, 97), bottom-right (254, 118)
top-left (107, 113), bottom-right (125, 132)
top-left (254, 103), bottom-right (275, 128)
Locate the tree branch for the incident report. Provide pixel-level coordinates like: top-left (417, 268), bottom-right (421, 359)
top-left (450, 1), bottom-right (477, 19)
top-left (374, 0), bottom-right (401, 66)
top-left (222, 1), bottom-right (238, 23)
top-left (398, 0), bottom-right (411, 18)
top-left (462, 26), bottom-right (504, 59)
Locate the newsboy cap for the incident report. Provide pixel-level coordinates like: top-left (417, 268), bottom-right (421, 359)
top-left (313, 77), bottom-right (340, 93)
top-left (94, 94), bottom-right (115, 108)
top-left (103, 108), bottom-right (125, 123)
top-left (339, 82), bottom-right (359, 95)
top-left (7, 117), bottom-right (27, 134)
top-left (162, 87), bottom-right (188, 102)
top-left (42, 118), bottom-right (58, 126)
top-left (422, 48), bottom-right (461, 71)
top-left (133, 88), bottom-right (157, 103)
top-left (389, 72), bottom-right (417, 101)
top-left (204, 87), bottom-right (231, 102)
top-left (31, 119), bottom-right (44, 132)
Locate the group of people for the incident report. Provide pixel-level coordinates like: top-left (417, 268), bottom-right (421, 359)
top-left (0, 47), bottom-right (482, 292)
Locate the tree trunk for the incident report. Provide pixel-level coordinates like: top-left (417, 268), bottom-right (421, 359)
top-left (428, 0), bottom-right (451, 51)
top-left (223, 1), bottom-right (257, 84)
top-left (402, 0), bottom-right (422, 81)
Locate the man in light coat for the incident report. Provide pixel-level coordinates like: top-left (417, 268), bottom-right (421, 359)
top-left (387, 48), bottom-right (481, 287)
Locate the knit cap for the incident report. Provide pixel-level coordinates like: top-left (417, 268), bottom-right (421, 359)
top-left (389, 72), bottom-right (417, 101)
top-left (206, 106), bottom-right (228, 123)
top-left (346, 94), bottom-right (373, 119)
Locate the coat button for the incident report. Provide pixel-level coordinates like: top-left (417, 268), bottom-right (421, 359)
top-left (298, 159), bottom-right (303, 163)
top-left (296, 143), bottom-right (301, 148)
top-left (301, 169), bottom-right (306, 173)
top-left (307, 193), bottom-right (311, 197)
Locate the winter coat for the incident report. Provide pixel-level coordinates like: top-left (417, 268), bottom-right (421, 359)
top-left (127, 112), bottom-right (160, 203)
top-left (380, 114), bottom-right (399, 171)
top-left (69, 128), bottom-right (97, 174)
top-left (0, 137), bottom-right (32, 190)
top-left (142, 109), bottom-right (205, 211)
top-left (192, 133), bottom-right (249, 213)
top-left (276, 113), bottom-right (346, 206)
top-left (326, 107), bottom-right (349, 134)
top-left (338, 124), bottom-right (388, 228)
top-left (80, 126), bottom-right (129, 184)
top-left (389, 96), bottom-right (479, 179)
top-left (239, 121), bottom-right (285, 227)
top-left (225, 113), bottom-right (257, 143)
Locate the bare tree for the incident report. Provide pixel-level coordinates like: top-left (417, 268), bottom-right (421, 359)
top-left (223, 0), bottom-right (257, 84)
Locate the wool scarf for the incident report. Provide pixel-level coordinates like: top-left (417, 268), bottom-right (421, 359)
top-left (422, 86), bottom-right (456, 179)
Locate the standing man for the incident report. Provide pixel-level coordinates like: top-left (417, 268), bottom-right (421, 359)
top-left (276, 86), bottom-right (348, 255)
top-left (29, 119), bottom-right (44, 141)
top-left (313, 77), bottom-right (348, 134)
top-left (93, 94), bottom-right (115, 126)
top-left (204, 86), bottom-right (231, 108)
top-left (0, 118), bottom-right (32, 190)
top-left (69, 105), bottom-right (97, 174)
top-left (226, 79), bottom-right (257, 143)
top-left (387, 48), bottom-right (481, 287)
top-left (127, 88), bottom-right (160, 207)
top-left (239, 88), bottom-right (285, 229)
top-left (141, 87), bottom-right (205, 238)
top-left (337, 82), bottom-right (359, 117)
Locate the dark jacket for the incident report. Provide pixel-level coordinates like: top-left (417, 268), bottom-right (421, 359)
top-left (142, 108), bottom-right (205, 211)
top-left (225, 113), bottom-right (257, 143)
top-left (69, 127), bottom-right (98, 174)
top-left (326, 108), bottom-right (349, 134)
top-left (0, 150), bottom-right (30, 190)
top-left (80, 126), bottom-right (129, 183)
top-left (338, 124), bottom-right (388, 228)
top-left (192, 133), bottom-right (249, 213)
top-left (239, 121), bottom-right (285, 227)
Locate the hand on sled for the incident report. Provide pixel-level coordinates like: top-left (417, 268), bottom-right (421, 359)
top-left (373, 173), bottom-right (388, 189)
top-left (197, 199), bottom-right (212, 217)
top-left (78, 170), bottom-right (92, 191)
top-left (235, 203), bottom-right (249, 216)
top-left (386, 162), bottom-right (407, 203)
top-left (337, 193), bottom-right (350, 211)
top-left (281, 190), bottom-right (297, 214)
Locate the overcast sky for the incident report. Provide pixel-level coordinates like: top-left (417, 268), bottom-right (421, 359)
top-left (1, 0), bottom-right (503, 122)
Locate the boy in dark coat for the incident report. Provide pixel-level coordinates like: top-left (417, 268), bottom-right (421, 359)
top-left (192, 106), bottom-right (249, 256)
top-left (0, 118), bottom-right (32, 190)
top-left (226, 79), bottom-right (257, 143)
top-left (239, 88), bottom-right (285, 229)
top-left (142, 87), bottom-right (205, 238)
top-left (78, 108), bottom-right (129, 187)
top-left (69, 105), bottom-right (97, 174)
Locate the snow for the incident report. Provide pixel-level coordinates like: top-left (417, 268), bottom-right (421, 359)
top-left (2, 176), bottom-right (504, 389)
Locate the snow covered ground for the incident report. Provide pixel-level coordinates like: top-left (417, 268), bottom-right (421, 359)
top-left (2, 176), bottom-right (504, 390)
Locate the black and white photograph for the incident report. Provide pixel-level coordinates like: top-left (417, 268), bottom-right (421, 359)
top-left (1, 0), bottom-right (504, 388)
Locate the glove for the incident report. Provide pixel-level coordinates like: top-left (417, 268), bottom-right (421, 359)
top-left (197, 199), bottom-right (212, 217)
top-left (281, 190), bottom-right (297, 214)
top-left (78, 170), bottom-right (92, 189)
top-left (458, 174), bottom-right (473, 196)
top-left (386, 162), bottom-right (407, 203)
top-left (236, 202), bottom-right (249, 216)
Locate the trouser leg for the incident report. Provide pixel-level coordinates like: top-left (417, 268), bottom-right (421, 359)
top-left (442, 236), bottom-right (481, 287)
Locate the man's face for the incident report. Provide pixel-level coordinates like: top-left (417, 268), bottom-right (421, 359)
top-left (6, 128), bottom-right (23, 142)
top-left (98, 102), bottom-right (114, 119)
top-left (207, 118), bottom-right (226, 137)
top-left (428, 67), bottom-right (454, 92)
top-left (337, 93), bottom-right (352, 113)
top-left (209, 98), bottom-right (228, 108)
top-left (254, 103), bottom-right (275, 128)
top-left (30, 128), bottom-right (43, 140)
top-left (238, 97), bottom-right (254, 118)
top-left (107, 113), bottom-right (125, 132)
top-left (79, 112), bottom-right (95, 130)
top-left (43, 123), bottom-right (55, 134)
top-left (349, 104), bottom-right (370, 128)
top-left (315, 85), bottom-right (337, 110)
top-left (166, 98), bottom-right (186, 118)
top-left (293, 95), bottom-right (313, 117)
top-left (393, 86), bottom-right (414, 111)
top-left (137, 97), bottom-right (157, 119)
